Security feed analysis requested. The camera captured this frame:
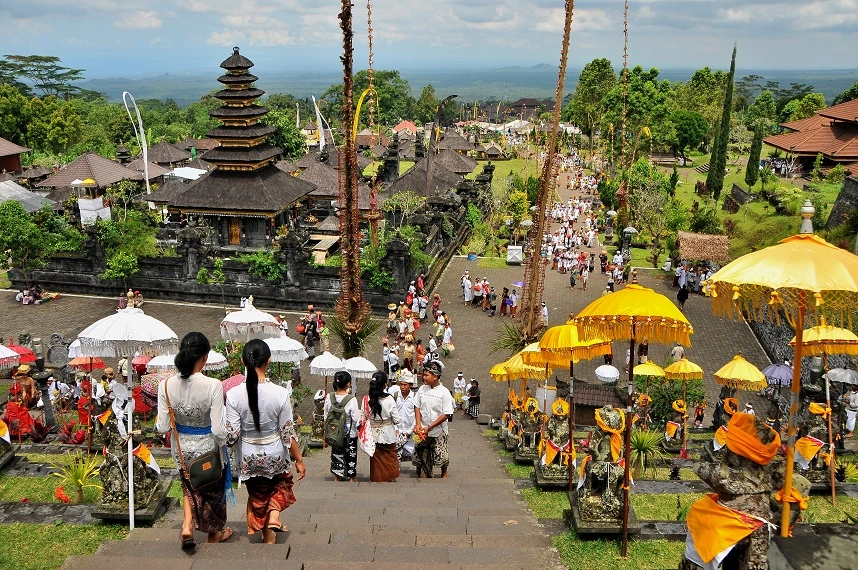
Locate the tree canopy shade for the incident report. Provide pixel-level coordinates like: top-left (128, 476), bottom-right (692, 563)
top-left (669, 110), bottom-right (708, 158)
top-left (745, 127), bottom-right (763, 188)
top-left (780, 92), bottom-right (826, 123)
top-left (744, 90), bottom-right (778, 134)
top-left (833, 81), bottom-right (858, 106)
top-left (262, 109), bottom-right (307, 161)
top-left (671, 66), bottom-right (726, 143)
top-left (321, 69), bottom-right (415, 128)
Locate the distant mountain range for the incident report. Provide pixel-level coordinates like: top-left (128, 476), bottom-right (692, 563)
top-left (79, 65), bottom-right (858, 107)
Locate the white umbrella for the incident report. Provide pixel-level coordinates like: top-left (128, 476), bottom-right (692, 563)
top-left (828, 368), bottom-right (858, 386)
top-left (310, 351), bottom-right (344, 395)
top-left (68, 339), bottom-right (82, 359)
top-left (145, 350), bottom-right (227, 372)
top-left (0, 344), bottom-right (21, 368)
top-left (310, 351), bottom-right (345, 376)
top-left (264, 337), bottom-right (308, 364)
top-left (343, 356), bottom-right (377, 379)
top-left (220, 305), bottom-right (280, 342)
top-left (595, 364), bottom-right (621, 383)
top-left (76, 307), bottom-right (178, 530)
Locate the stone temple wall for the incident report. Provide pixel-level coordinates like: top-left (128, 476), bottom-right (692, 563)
top-left (825, 176), bottom-right (858, 230)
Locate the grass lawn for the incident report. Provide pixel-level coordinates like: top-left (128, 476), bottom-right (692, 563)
top-left (553, 530), bottom-right (685, 570)
top-left (631, 493), bottom-right (703, 520)
top-left (477, 256), bottom-right (508, 268)
top-left (0, 523), bottom-right (128, 570)
top-left (0, 475), bottom-right (101, 504)
top-left (505, 462), bottom-right (534, 479)
top-left (0, 273), bottom-right (10, 289)
top-left (21, 452), bottom-right (177, 470)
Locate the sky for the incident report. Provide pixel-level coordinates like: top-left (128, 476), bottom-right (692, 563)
top-left (3, 0), bottom-right (858, 78)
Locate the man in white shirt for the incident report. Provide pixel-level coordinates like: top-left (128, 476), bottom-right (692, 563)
top-left (413, 361), bottom-right (455, 478)
top-left (669, 343), bottom-right (685, 363)
top-left (396, 371), bottom-right (417, 460)
top-left (541, 302), bottom-right (549, 323)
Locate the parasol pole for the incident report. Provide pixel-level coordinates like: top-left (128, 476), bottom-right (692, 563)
top-left (126, 355), bottom-right (135, 530)
top-left (87, 356), bottom-right (94, 456)
top-left (568, 358), bottom-right (575, 492)
top-left (621, 324), bottom-right (635, 558)
top-left (780, 294), bottom-right (804, 537)
top-left (825, 370), bottom-right (836, 506)
top-left (682, 379), bottom-right (688, 457)
top-left (643, 377), bottom-right (649, 429)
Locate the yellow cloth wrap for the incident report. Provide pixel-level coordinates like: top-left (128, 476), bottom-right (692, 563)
top-left (665, 421), bottom-right (680, 439)
top-left (725, 412), bottom-right (781, 465)
top-left (595, 407), bottom-right (626, 462)
top-left (543, 439), bottom-right (569, 466)
top-left (775, 486), bottom-right (809, 511)
top-left (724, 398), bottom-right (738, 415)
top-left (820, 449), bottom-right (834, 467)
top-left (672, 400), bottom-right (687, 414)
top-left (808, 402), bottom-right (832, 418)
top-left (795, 436), bottom-right (824, 461)
top-left (578, 454), bottom-right (591, 482)
top-left (638, 394), bottom-right (652, 407)
top-left (686, 494), bottom-right (764, 564)
top-left (632, 413), bottom-right (640, 426)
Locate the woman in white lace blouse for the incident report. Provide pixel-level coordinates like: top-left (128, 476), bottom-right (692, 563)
top-left (225, 339), bottom-right (306, 544)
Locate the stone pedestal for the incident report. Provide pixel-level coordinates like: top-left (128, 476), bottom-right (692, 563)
top-left (566, 490), bottom-right (641, 535)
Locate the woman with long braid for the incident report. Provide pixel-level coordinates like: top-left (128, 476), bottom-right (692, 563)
top-left (225, 339), bottom-right (306, 544)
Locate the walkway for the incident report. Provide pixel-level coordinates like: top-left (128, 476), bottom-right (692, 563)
top-left (61, 418), bottom-right (566, 569)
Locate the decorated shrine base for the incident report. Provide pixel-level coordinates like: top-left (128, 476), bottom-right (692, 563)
top-left (566, 490), bottom-right (641, 536)
top-left (532, 460), bottom-right (571, 490)
top-left (514, 449), bottom-right (539, 465)
top-left (90, 476), bottom-right (173, 525)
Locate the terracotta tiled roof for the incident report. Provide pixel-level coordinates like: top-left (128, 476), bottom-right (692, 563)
top-left (780, 114), bottom-right (829, 132)
top-left (356, 131), bottom-right (388, 148)
top-left (0, 137), bottom-right (30, 158)
top-left (765, 122), bottom-right (858, 160)
top-left (393, 120), bottom-right (418, 134)
top-left (37, 153), bottom-right (143, 188)
top-left (818, 99), bottom-right (858, 123)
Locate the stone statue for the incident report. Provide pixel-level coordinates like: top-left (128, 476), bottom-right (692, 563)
top-left (771, 462), bottom-right (811, 532)
top-left (792, 398), bottom-right (837, 483)
top-left (663, 399), bottom-right (687, 451)
top-left (17, 332), bottom-right (34, 351)
top-left (680, 412), bottom-right (780, 570)
top-left (98, 402), bottom-right (159, 510)
top-left (578, 405), bottom-right (625, 521)
top-left (712, 386), bottom-right (737, 429)
top-left (504, 396), bottom-right (523, 450)
top-left (516, 397), bottom-right (543, 461)
top-left (536, 399), bottom-right (571, 481)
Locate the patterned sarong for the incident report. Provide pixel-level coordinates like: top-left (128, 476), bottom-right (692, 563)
top-left (413, 431), bottom-right (449, 477)
top-left (330, 436), bottom-right (358, 479)
top-left (245, 472), bottom-right (296, 534)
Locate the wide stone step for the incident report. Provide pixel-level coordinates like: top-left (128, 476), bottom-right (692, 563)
top-left (61, 555), bottom-right (304, 570)
top-left (294, 546), bottom-right (565, 567)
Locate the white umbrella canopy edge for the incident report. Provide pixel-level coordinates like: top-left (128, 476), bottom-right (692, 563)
top-left (264, 337), bottom-right (309, 364)
top-left (220, 306), bottom-right (280, 342)
top-left (343, 356), bottom-right (378, 380)
top-left (310, 351), bottom-right (345, 377)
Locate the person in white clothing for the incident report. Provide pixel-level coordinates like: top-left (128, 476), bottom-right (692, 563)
top-left (323, 371), bottom-right (361, 482)
top-left (844, 385), bottom-right (858, 437)
top-left (364, 372), bottom-right (401, 482)
top-left (441, 323), bottom-right (454, 357)
top-left (541, 302), bottom-right (549, 323)
top-left (396, 371), bottom-right (417, 459)
top-left (413, 361), bottom-right (455, 478)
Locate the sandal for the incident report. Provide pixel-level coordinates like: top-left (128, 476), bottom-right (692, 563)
top-left (267, 523), bottom-right (287, 532)
top-left (181, 535), bottom-right (195, 551)
top-left (208, 527), bottom-right (233, 543)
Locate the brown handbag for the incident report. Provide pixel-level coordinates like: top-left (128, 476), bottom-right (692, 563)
top-left (164, 378), bottom-right (223, 490)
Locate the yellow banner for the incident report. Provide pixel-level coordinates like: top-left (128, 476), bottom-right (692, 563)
top-left (687, 494), bottom-right (763, 564)
top-left (97, 409), bottom-right (112, 425)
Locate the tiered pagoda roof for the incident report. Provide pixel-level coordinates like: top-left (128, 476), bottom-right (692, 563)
top-left (169, 47), bottom-right (314, 216)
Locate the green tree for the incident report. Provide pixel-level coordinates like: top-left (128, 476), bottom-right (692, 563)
top-left (413, 84), bottom-right (440, 126)
top-left (100, 251), bottom-right (139, 286)
top-left (628, 158), bottom-right (673, 267)
top-left (669, 110), bottom-right (708, 159)
top-left (784, 92), bottom-right (826, 122)
top-left (262, 108), bottom-right (307, 161)
top-left (745, 127), bottom-right (763, 188)
top-left (706, 45), bottom-right (737, 201)
top-left (0, 83), bottom-right (30, 144)
top-left (735, 74), bottom-right (763, 110)
top-left (381, 190), bottom-right (426, 229)
top-left (2, 54), bottom-right (85, 97)
top-left (833, 81), bottom-right (858, 106)
top-left (506, 190), bottom-right (530, 245)
top-left (671, 67), bottom-right (727, 143)
top-left (563, 58), bottom-right (616, 158)
top-left (26, 96), bottom-right (82, 154)
top-left (810, 152), bottom-right (824, 182)
top-left (744, 90), bottom-right (778, 134)
top-left (321, 69), bottom-right (414, 127)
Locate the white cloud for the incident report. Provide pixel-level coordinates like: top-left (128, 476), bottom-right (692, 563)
top-left (114, 11), bottom-right (163, 30)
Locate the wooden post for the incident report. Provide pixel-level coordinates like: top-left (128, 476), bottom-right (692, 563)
top-left (621, 332), bottom-right (635, 558)
top-left (780, 295), bottom-right (804, 536)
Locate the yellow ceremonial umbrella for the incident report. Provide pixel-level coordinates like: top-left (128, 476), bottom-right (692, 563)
top-left (789, 322), bottom-right (858, 504)
top-left (490, 361), bottom-right (510, 382)
top-left (572, 272), bottom-right (693, 554)
top-left (664, 358), bottom-right (704, 455)
top-left (706, 211), bottom-right (858, 535)
top-left (713, 354), bottom-right (767, 392)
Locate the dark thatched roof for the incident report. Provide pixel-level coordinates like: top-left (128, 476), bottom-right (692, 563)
top-left (431, 150), bottom-right (477, 175)
top-left (437, 131), bottom-right (473, 152)
top-left (379, 159), bottom-right (462, 203)
top-left (145, 179), bottom-right (191, 204)
top-left (220, 47), bottom-right (254, 70)
top-left (125, 159), bottom-right (171, 180)
top-left (37, 153), bottom-right (143, 188)
top-left (146, 141), bottom-right (192, 165)
top-left (275, 160), bottom-right (298, 174)
top-left (299, 161), bottom-right (372, 203)
top-left (677, 231), bottom-right (730, 263)
top-left (178, 138), bottom-right (219, 152)
top-left (169, 165), bottom-right (316, 214)
top-left (200, 144), bottom-right (280, 164)
top-left (187, 157), bottom-right (212, 171)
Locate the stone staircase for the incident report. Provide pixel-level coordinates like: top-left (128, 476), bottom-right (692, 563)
top-left (695, 163), bottom-right (710, 174)
top-left (61, 419), bottom-right (566, 569)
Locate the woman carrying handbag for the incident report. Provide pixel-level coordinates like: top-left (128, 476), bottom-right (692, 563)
top-left (157, 332), bottom-right (232, 551)
top-left (225, 339), bottom-right (306, 544)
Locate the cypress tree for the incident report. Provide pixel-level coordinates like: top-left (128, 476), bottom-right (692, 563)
top-left (706, 44), bottom-right (737, 201)
top-left (745, 127), bottom-right (763, 188)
